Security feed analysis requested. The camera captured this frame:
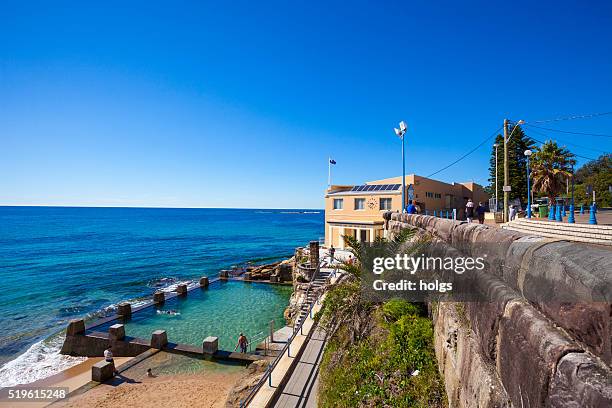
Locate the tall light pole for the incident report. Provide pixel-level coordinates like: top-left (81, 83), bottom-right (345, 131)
top-left (394, 121), bottom-right (408, 213)
top-left (524, 149), bottom-right (532, 218)
top-left (568, 163), bottom-right (575, 223)
top-left (494, 143), bottom-right (499, 212)
top-left (503, 118), bottom-right (525, 222)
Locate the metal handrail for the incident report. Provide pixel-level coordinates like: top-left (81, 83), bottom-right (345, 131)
top-left (240, 262), bottom-right (322, 407)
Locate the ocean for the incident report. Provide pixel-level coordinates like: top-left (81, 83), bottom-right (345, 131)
top-left (0, 206), bottom-right (324, 387)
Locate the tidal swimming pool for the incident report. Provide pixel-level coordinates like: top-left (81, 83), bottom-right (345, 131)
top-left (94, 280), bottom-right (292, 351)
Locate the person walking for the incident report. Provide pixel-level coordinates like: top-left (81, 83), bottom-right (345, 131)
top-left (509, 205), bottom-right (517, 221)
top-left (465, 199), bottom-right (475, 223)
top-left (234, 333), bottom-right (248, 353)
top-left (476, 202), bottom-right (486, 224)
top-left (329, 245), bottom-right (335, 263)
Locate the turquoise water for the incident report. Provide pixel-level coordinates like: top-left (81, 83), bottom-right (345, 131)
top-left (0, 206), bottom-right (323, 386)
top-left (122, 351), bottom-right (245, 377)
top-left (96, 280), bottom-right (292, 351)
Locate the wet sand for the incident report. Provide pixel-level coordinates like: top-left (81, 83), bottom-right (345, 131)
top-left (53, 370), bottom-right (243, 408)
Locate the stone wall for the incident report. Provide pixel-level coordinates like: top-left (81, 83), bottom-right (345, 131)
top-left (389, 213), bottom-right (612, 408)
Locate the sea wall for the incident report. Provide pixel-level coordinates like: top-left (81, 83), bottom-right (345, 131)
top-left (388, 213), bottom-right (612, 408)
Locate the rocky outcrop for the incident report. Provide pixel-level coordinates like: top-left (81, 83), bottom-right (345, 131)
top-left (224, 360), bottom-right (269, 407)
top-left (389, 213), bottom-right (612, 408)
top-left (245, 258), bottom-right (293, 282)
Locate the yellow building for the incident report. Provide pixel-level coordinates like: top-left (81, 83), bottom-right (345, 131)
top-left (324, 174), bottom-right (489, 248)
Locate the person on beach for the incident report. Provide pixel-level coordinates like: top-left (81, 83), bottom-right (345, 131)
top-left (465, 199), bottom-right (475, 222)
top-left (476, 202), bottom-right (486, 224)
top-left (406, 200), bottom-right (416, 214)
top-left (104, 346), bottom-right (119, 375)
top-left (234, 333), bottom-right (248, 353)
top-left (146, 368), bottom-right (156, 378)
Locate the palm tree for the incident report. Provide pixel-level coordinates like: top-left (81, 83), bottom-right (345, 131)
top-left (530, 140), bottom-right (576, 205)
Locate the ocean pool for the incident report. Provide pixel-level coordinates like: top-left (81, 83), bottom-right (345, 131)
top-left (94, 280), bottom-right (292, 351)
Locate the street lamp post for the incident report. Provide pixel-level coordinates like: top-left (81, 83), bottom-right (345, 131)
top-left (568, 164), bottom-right (575, 223)
top-left (394, 121), bottom-right (408, 212)
top-left (524, 149), bottom-right (532, 218)
top-left (494, 143), bottom-right (499, 212)
top-left (503, 119), bottom-right (525, 222)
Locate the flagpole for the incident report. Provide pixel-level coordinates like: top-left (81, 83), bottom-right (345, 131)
top-left (328, 157), bottom-right (331, 186)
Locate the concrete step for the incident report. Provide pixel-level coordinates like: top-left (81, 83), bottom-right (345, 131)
top-left (512, 218), bottom-right (612, 232)
top-left (502, 223), bottom-right (612, 246)
top-left (509, 219), bottom-right (612, 238)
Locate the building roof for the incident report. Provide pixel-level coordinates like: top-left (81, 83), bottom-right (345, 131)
top-left (327, 183), bottom-right (401, 196)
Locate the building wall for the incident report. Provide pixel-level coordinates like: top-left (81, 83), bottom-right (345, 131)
top-left (324, 174), bottom-right (490, 247)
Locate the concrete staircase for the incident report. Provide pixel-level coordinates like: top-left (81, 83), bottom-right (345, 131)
top-left (294, 269), bottom-right (330, 328)
top-left (256, 268), bottom-right (331, 357)
top-left (502, 218), bottom-right (612, 246)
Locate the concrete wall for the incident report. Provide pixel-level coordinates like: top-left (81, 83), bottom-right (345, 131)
top-left (389, 213), bottom-right (612, 408)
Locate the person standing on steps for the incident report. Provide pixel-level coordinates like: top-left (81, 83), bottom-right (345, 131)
top-left (329, 245), bottom-right (335, 264)
top-left (465, 199), bottom-right (475, 223)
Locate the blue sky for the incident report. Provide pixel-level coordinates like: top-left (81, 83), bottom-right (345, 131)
top-left (2, 0), bottom-right (611, 209)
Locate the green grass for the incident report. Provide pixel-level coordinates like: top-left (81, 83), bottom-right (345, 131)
top-left (319, 294), bottom-right (447, 407)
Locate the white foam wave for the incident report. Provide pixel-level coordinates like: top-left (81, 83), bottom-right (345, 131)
top-left (0, 335), bottom-right (86, 388)
top-left (0, 278), bottom-right (197, 388)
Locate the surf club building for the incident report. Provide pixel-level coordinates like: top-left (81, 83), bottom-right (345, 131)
top-left (324, 174), bottom-right (489, 248)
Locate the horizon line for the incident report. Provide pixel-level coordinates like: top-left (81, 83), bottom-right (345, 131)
top-left (0, 204), bottom-right (325, 211)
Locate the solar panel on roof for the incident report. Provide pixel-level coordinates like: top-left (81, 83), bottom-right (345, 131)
top-left (373, 185), bottom-right (382, 191)
top-left (357, 185), bottom-right (366, 191)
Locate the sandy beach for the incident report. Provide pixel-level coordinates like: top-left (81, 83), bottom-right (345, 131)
top-left (53, 370), bottom-right (243, 408)
top-left (0, 357), bottom-right (132, 408)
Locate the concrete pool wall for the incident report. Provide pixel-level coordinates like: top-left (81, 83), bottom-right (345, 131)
top-left (61, 275), bottom-right (286, 364)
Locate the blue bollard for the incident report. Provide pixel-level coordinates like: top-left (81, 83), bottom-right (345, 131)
top-left (555, 204), bottom-right (563, 222)
top-left (568, 205), bottom-right (575, 224)
top-left (548, 205), bottom-right (555, 221)
top-left (433, 210), bottom-right (437, 217)
top-left (446, 210), bottom-right (449, 219)
top-left (580, 205), bottom-right (584, 215)
top-left (562, 205), bottom-right (567, 217)
top-left (589, 204), bottom-right (598, 225)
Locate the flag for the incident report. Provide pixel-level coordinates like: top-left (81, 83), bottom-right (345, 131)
top-left (329, 159), bottom-right (336, 165)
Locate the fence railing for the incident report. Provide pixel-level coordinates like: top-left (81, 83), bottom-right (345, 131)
top-left (240, 262), bottom-right (322, 407)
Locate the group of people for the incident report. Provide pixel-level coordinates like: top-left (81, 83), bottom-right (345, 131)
top-left (404, 199), bottom-right (487, 224)
top-left (465, 199), bottom-right (487, 224)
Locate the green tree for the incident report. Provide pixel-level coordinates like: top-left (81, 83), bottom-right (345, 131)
top-left (574, 154), bottom-right (612, 207)
top-left (530, 140), bottom-right (575, 204)
top-left (486, 126), bottom-right (535, 206)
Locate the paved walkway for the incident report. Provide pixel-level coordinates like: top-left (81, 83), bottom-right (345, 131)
top-left (272, 326), bottom-right (327, 408)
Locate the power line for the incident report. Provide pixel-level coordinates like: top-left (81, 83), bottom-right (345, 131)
top-left (529, 111), bottom-right (612, 124)
top-left (525, 127), bottom-right (610, 154)
top-left (525, 123), bottom-right (612, 138)
top-left (426, 126), bottom-right (502, 178)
